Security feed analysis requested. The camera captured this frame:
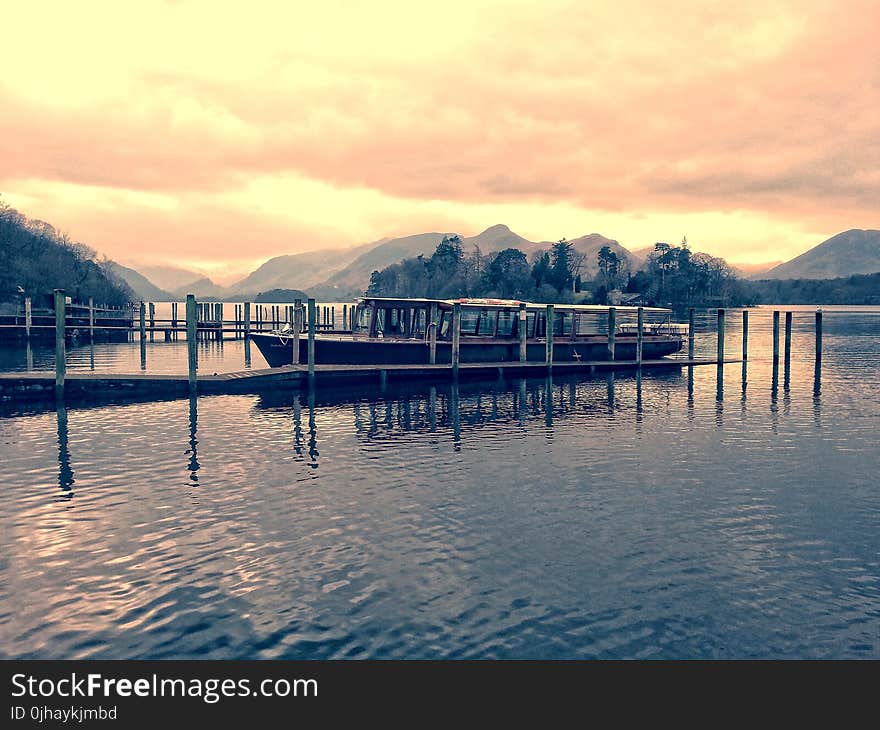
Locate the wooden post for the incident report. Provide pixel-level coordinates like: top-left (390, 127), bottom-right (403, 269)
top-left (429, 302), bottom-right (438, 364)
top-left (244, 302), bottom-right (251, 339)
top-left (717, 308), bottom-right (725, 363)
top-left (54, 289), bottom-right (66, 391)
top-left (186, 294), bottom-right (197, 392)
top-left (139, 301), bottom-right (146, 341)
top-left (519, 302), bottom-right (527, 362)
top-left (688, 307), bottom-right (695, 360)
top-left (331, 306), bottom-right (335, 330)
top-left (815, 309), bottom-right (823, 362)
top-left (88, 297), bottom-right (95, 342)
top-left (293, 299), bottom-right (302, 365)
top-left (545, 304), bottom-right (554, 367)
top-left (784, 311), bottom-right (793, 373)
top-left (451, 302), bottom-right (461, 377)
top-left (636, 306), bottom-right (644, 365)
top-left (607, 306), bottom-right (616, 361)
top-left (24, 296), bottom-right (32, 338)
top-left (148, 302), bottom-right (155, 341)
top-left (772, 310), bottom-right (780, 362)
top-left (307, 298), bottom-right (316, 379)
top-left (742, 310), bottom-right (749, 361)
top-left (343, 305), bottom-right (348, 331)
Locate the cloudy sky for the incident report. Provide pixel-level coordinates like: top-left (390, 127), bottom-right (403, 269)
top-left (1, 0), bottom-right (877, 281)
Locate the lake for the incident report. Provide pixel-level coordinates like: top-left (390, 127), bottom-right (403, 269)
top-left (0, 305), bottom-right (878, 659)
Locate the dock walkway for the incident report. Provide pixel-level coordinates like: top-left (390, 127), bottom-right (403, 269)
top-left (0, 357), bottom-right (738, 401)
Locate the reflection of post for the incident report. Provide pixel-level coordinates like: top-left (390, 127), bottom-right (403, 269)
top-left (428, 386), bottom-right (437, 431)
top-left (607, 306), bottom-right (616, 361)
top-left (687, 365), bottom-right (694, 402)
top-left (293, 395), bottom-right (304, 458)
top-left (54, 289), bottom-right (66, 393)
top-left (26, 339), bottom-right (33, 372)
top-left (518, 378), bottom-right (527, 425)
top-left (186, 294), bottom-right (198, 393)
top-left (544, 373), bottom-right (553, 427)
top-left (450, 380), bottom-right (461, 447)
top-left (636, 367), bottom-right (643, 417)
top-left (187, 393), bottom-right (200, 485)
top-left (308, 386), bottom-right (319, 465)
top-left (606, 371), bottom-right (615, 411)
top-left (56, 401), bottom-right (74, 496)
top-left (518, 302), bottom-right (527, 362)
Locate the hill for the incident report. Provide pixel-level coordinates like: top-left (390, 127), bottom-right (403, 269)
top-left (310, 232), bottom-right (454, 299)
top-left (763, 229), bottom-right (880, 279)
top-left (253, 288), bottom-right (310, 303)
top-left (0, 201), bottom-right (132, 305)
top-left (106, 262), bottom-right (173, 301)
top-left (228, 243), bottom-right (374, 299)
top-left (137, 264), bottom-right (208, 293)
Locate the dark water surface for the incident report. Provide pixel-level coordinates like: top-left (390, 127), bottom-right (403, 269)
top-left (1, 306), bottom-right (878, 658)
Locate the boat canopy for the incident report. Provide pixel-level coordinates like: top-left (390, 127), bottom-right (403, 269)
top-left (357, 296), bottom-right (671, 314)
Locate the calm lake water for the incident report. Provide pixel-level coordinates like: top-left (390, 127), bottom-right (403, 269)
top-left (1, 306), bottom-right (878, 659)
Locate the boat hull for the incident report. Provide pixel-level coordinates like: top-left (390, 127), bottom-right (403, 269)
top-left (250, 333), bottom-right (683, 367)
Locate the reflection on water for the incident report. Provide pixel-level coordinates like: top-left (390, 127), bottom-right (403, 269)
top-left (1, 307), bottom-right (879, 660)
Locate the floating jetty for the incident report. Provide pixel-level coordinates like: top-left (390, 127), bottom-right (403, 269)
top-left (0, 357), bottom-right (739, 402)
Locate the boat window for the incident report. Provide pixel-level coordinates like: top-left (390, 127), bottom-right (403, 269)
top-left (438, 311), bottom-right (449, 338)
top-left (475, 309), bottom-right (494, 336)
top-left (556, 313), bottom-right (571, 336)
top-left (355, 303), bottom-right (373, 334)
top-left (460, 309), bottom-right (480, 335)
top-left (496, 310), bottom-right (515, 336)
top-left (411, 308), bottom-right (426, 338)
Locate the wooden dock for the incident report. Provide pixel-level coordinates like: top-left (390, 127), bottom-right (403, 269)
top-left (0, 357), bottom-right (739, 402)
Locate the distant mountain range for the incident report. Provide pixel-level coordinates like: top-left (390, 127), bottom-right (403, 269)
top-left (111, 226), bottom-right (880, 301)
top-left (760, 229), bottom-right (880, 280)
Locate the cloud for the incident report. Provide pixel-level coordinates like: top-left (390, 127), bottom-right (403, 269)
top-left (0, 0), bottom-right (877, 271)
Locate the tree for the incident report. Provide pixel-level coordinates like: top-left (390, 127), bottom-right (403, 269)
top-left (548, 238), bottom-right (575, 293)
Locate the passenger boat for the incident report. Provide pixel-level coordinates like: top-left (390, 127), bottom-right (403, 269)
top-left (250, 297), bottom-right (684, 367)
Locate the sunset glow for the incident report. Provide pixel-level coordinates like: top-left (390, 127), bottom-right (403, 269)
top-left (1, 0), bottom-right (877, 280)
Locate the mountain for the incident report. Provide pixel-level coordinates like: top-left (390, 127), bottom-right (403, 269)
top-left (763, 229), bottom-right (880, 280)
top-left (563, 233), bottom-right (632, 275)
top-left (171, 277), bottom-right (227, 300)
top-left (137, 264), bottom-right (208, 292)
top-left (310, 232), bottom-right (454, 299)
top-left (106, 262), bottom-right (173, 301)
top-left (732, 261), bottom-right (784, 279)
top-left (227, 243), bottom-right (374, 299)
top-left (460, 223), bottom-right (534, 253)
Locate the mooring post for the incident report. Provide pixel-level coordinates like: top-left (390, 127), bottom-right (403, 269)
top-left (139, 301), bottom-right (146, 341)
top-left (217, 302), bottom-right (224, 341)
top-left (307, 298), bottom-right (316, 380)
top-left (717, 308), bottom-right (725, 363)
top-left (772, 310), bottom-right (780, 362)
top-left (343, 304), bottom-right (348, 331)
top-left (545, 304), bottom-right (555, 368)
top-left (186, 294), bottom-right (197, 392)
top-left (784, 311), bottom-right (793, 374)
top-left (293, 299), bottom-right (302, 365)
top-left (607, 306), bottom-right (616, 361)
top-left (148, 302), bottom-right (155, 341)
top-left (815, 309), bottom-right (823, 363)
top-left (88, 297), bottom-right (95, 342)
top-left (331, 306), bottom-right (335, 330)
top-left (24, 296), bottom-right (32, 339)
top-left (244, 301), bottom-right (251, 339)
top-left (518, 302), bottom-right (527, 362)
top-left (636, 306), bottom-right (644, 365)
top-left (172, 302), bottom-right (178, 332)
top-left (429, 302), bottom-right (438, 364)
top-left (452, 302), bottom-right (461, 378)
top-left (54, 289), bottom-right (66, 392)
top-left (742, 310), bottom-right (749, 361)
top-left (688, 307), bottom-right (695, 360)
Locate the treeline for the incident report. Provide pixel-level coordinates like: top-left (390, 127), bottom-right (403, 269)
top-left (0, 199), bottom-right (132, 306)
top-left (745, 273), bottom-right (880, 305)
top-left (368, 236), bottom-right (591, 302)
top-left (368, 236), bottom-right (749, 306)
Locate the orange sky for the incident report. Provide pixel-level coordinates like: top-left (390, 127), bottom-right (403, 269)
top-left (1, 0), bottom-right (877, 282)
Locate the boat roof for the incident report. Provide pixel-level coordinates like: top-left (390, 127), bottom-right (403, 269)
top-left (357, 296), bottom-right (670, 313)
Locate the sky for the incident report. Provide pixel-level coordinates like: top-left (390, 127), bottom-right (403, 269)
top-left (1, 0), bottom-right (877, 283)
